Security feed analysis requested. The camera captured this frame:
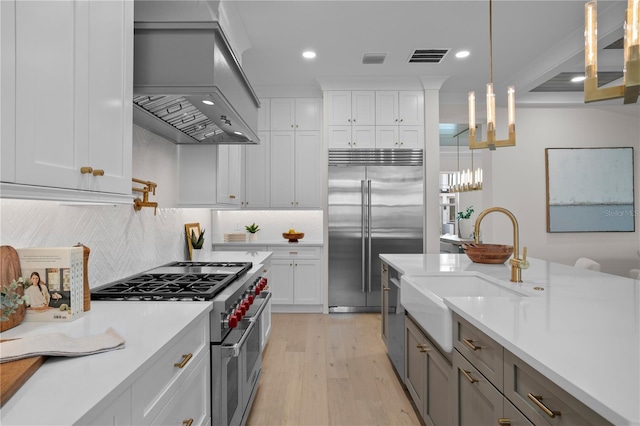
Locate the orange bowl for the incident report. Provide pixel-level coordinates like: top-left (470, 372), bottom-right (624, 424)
top-left (462, 243), bottom-right (513, 264)
top-left (283, 232), bottom-right (304, 242)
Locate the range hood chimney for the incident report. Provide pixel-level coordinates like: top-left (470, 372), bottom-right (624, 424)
top-left (133, 21), bottom-right (260, 144)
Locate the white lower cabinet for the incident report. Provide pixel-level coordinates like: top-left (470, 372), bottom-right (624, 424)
top-left (85, 316), bottom-right (210, 425)
top-left (151, 354), bottom-right (211, 426)
top-left (87, 388), bottom-right (133, 426)
top-left (269, 247), bottom-right (321, 305)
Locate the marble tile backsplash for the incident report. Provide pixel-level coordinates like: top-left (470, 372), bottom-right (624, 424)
top-left (211, 210), bottom-right (324, 242)
top-left (0, 199), bottom-right (212, 288)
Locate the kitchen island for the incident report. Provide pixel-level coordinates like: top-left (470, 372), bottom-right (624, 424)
top-left (0, 301), bottom-right (212, 425)
top-left (380, 253), bottom-right (640, 426)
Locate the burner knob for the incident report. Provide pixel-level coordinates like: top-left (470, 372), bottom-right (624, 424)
top-left (247, 294), bottom-right (254, 304)
top-left (254, 286), bottom-right (261, 296)
top-left (228, 315), bottom-right (238, 329)
top-left (237, 305), bottom-right (246, 316)
top-left (241, 300), bottom-right (250, 311)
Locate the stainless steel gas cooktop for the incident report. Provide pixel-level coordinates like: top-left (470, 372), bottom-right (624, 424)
top-left (91, 261), bottom-right (252, 301)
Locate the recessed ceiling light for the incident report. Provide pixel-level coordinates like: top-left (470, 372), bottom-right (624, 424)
top-left (571, 75), bottom-right (586, 83)
top-left (302, 51), bottom-right (316, 59)
top-left (455, 50), bottom-right (470, 59)
top-left (202, 100), bottom-right (214, 105)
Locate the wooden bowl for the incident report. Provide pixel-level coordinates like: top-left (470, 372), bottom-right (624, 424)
top-left (462, 243), bottom-right (513, 264)
top-left (283, 232), bottom-right (304, 243)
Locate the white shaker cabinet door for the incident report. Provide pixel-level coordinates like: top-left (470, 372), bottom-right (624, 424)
top-left (269, 260), bottom-right (295, 304)
top-left (294, 130), bottom-right (322, 208)
top-left (269, 131), bottom-right (295, 208)
top-left (244, 131), bottom-right (270, 208)
top-left (292, 260), bottom-right (321, 304)
top-left (13, 1), bottom-right (132, 195)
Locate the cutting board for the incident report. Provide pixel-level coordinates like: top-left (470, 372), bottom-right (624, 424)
top-left (0, 245), bottom-right (47, 407)
top-left (0, 345), bottom-right (47, 407)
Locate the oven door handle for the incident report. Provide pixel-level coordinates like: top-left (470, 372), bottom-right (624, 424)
top-left (247, 291), bottom-right (272, 323)
top-left (221, 320), bottom-right (256, 358)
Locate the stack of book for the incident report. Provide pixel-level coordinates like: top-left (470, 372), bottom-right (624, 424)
top-left (223, 233), bottom-right (246, 242)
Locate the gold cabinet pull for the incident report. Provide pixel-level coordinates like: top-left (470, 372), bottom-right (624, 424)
top-left (174, 353), bottom-right (193, 369)
top-left (461, 369), bottom-right (478, 384)
top-left (498, 418), bottom-right (511, 425)
top-left (383, 287), bottom-right (391, 292)
top-left (417, 343), bottom-right (430, 353)
top-left (229, 195), bottom-right (236, 199)
top-left (182, 419), bottom-right (194, 426)
top-left (80, 167), bottom-right (93, 174)
top-left (527, 393), bottom-right (561, 418)
top-left (463, 338), bottom-right (481, 351)
top-left (92, 169), bottom-right (104, 176)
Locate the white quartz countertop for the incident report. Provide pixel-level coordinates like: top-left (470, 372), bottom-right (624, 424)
top-left (212, 241), bottom-right (323, 247)
top-left (381, 253), bottom-right (640, 425)
top-left (0, 301), bottom-right (212, 425)
top-left (197, 250), bottom-right (273, 265)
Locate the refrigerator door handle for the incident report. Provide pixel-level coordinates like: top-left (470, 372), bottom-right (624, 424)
top-left (367, 179), bottom-right (372, 293)
top-left (361, 179), bottom-right (367, 293)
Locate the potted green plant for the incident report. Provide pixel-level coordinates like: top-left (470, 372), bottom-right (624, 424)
top-left (245, 223), bottom-right (260, 241)
top-left (1, 277), bottom-right (29, 332)
top-left (457, 206), bottom-right (475, 239)
top-left (190, 228), bottom-right (206, 249)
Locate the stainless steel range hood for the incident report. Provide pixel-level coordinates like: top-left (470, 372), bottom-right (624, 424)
top-left (133, 21), bottom-right (260, 144)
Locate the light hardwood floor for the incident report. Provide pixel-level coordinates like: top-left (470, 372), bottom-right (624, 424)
top-left (246, 313), bottom-right (422, 426)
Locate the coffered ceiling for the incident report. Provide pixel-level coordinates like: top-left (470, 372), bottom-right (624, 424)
top-left (228, 0), bottom-right (632, 107)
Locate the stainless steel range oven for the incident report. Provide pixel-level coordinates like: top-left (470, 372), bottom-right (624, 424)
top-left (91, 261), bottom-right (271, 426)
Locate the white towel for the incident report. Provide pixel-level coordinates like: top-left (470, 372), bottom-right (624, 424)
top-left (0, 328), bottom-right (125, 363)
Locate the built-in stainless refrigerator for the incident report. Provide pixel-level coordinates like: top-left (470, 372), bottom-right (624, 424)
top-left (328, 149), bottom-right (423, 312)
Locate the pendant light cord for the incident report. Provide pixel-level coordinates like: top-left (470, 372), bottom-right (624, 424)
top-left (489, 0), bottom-right (493, 85)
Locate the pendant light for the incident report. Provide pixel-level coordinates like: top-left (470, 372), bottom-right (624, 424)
top-left (584, 0), bottom-right (639, 104)
top-left (448, 128), bottom-right (483, 193)
top-left (468, 0), bottom-right (516, 150)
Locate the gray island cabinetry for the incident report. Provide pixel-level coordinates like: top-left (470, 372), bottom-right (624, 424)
top-left (453, 314), bottom-right (611, 426)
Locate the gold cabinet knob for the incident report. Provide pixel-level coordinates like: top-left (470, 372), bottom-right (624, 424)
top-left (92, 169), bottom-right (104, 176)
top-left (80, 167), bottom-right (93, 174)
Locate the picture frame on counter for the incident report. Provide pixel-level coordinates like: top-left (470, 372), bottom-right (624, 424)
top-left (185, 223), bottom-right (201, 260)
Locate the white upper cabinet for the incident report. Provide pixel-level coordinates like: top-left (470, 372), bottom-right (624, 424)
top-left (257, 98), bottom-right (270, 131)
top-left (270, 130), bottom-right (322, 208)
top-left (375, 91), bottom-right (424, 126)
top-left (375, 126), bottom-right (424, 149)
top-left (327, 126), bottom-right (375, 149)
top-left (270, 98), bottom-right (321, 131)
top-left (216, 144), bottom-right (243, 206)
top-left (243, 131), bottom-right (270, 208)
top-left (326, 91), bottom-right (375, 126)
top-left (2, 0), bottom-right (133, 201)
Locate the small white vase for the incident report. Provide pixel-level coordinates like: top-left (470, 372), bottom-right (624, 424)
top-left (248, 233), bottom-right (258, 242)
top-left (191, 249), bottom-right (205, 261)
top-left (458, 220), bottom-right (474, 239)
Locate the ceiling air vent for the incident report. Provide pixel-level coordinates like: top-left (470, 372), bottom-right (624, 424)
top-left (362, 53), bottom-right (387, 64)
top-left (408, 49), bottom-right (449, 63)
top-left (531, 71), bottom-right (623, 92)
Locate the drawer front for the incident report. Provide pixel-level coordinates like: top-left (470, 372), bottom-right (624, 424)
top-left (268, 246), bottom-right (321, 259)
top-left (132, 316), bottom-right (209, 425)
top-left (504, 350), bottom-right (612, 426)
top-left (151, 354), bottom-right (211, 426)
top-left (454, 315), bottom-right (504, 391)
top-left (453, 350), bottom-right (503, 426)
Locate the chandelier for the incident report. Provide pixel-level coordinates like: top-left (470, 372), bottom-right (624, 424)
top-left (447, 128), bottom-right (483, 193)
top-left (468, 0), bottom-right (516, 151)
top-left (584, 0), bottom-right (639, 104)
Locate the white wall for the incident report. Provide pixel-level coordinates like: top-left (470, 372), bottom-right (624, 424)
top-left (442, 106), bottom-right (640, 276)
